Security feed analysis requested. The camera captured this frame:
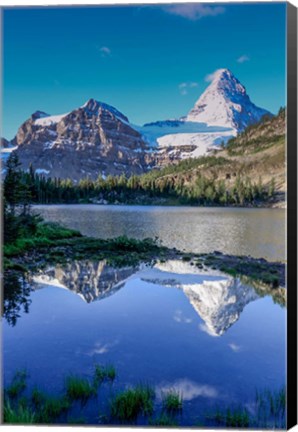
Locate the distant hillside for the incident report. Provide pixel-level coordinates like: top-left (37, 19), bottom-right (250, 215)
top-left (13, 109), bottom-right (286, 208)
top-left (137, 108), bottom-right (286, 207)
top-left (225, 108), bottom-right (285, 153)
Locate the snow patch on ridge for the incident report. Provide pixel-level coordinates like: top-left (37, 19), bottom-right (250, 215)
top-left (138, 121), bottom-right (235, 157)
top-left (35, 113), bottom-right (69, 126)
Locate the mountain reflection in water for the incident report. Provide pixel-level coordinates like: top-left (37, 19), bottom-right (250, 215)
top-left (33, 260), bottom-right (138, 303)
top-left (141, 260), bottom-right (259, 336)
top-left (30, 259), bottom-right (265, 336)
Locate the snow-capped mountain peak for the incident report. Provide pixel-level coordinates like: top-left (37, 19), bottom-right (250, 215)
top-left (186, 68), bottom-right (271, 131)
top-left (80, 98), bottom-right (129, 123)
top-left (206, 68), bottom-right (246, 96)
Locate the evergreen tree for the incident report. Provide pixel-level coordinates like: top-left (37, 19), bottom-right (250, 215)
top-left (3, 153), bottom-right (23, 216)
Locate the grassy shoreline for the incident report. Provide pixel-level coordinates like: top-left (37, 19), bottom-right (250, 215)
top-left (4, 220), bottom-right (285, 293)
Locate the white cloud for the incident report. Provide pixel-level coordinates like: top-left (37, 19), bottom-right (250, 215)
top-left (99, 46), bottom-right (112, 57)
top-left (198, 323), bottom-right (218, 337)
top-left (87, 339), bottom-right (118, 356)
top-left (164, 4), bottom-right (225, 21)
top-left (156, 379), bottom-right (218, 401)
top-left (178, 81), bottom-right (199, 95)
top-left (173, 309), bottom-right (193, 323)
top-left (205, 70), bottom-right (219, 82)
top-left (229, 343), bottom-right (241, 352)
top-left (237, 54), bottom-right (250, 63)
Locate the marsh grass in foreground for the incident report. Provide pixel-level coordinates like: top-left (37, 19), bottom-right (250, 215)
top-left (4, 367), bottom-right (285, 428)
top-left (149, 413), bottom-right (179, 427)
top-left (211, 407), bottom-right (250, 428)
top-left (37, 396), bottom-right (71, 423)
top-left (4, 399), bottom-right (36, 424)
top-left (31, 388), bottom-right (47, 408)
top-left (110, 385), bottom-right (155, 422)
top-left (161, 390), bottom-right (183, 413)
top-left (94, 364), bottom-right (116, 386)
top-left (6, 370), bottom-right (28, 399)
top-left (255, 387), bottom-right (286, 428)
top-left (65, 375), bottom-right (96, 401)
top-left (207, 387), bottom-right (286, 429)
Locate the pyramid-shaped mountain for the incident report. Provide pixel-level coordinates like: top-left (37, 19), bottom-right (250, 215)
top-left (186, 68), bottom-right (271, 131)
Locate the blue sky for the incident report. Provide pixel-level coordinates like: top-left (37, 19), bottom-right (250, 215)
top-left (2, 2), bottom-right (286, 140)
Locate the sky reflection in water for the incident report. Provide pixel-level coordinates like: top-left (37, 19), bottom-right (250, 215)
top-left (3, 259), bottom-right (286, 425)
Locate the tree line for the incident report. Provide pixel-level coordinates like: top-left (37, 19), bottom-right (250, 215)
top-left (3, 153), bottom-right (275, 210)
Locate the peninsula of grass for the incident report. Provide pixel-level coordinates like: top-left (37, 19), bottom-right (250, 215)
top-left (3, 220), bottom-right (170, 273)
top-left (4, 217), bottom-right (285, 306)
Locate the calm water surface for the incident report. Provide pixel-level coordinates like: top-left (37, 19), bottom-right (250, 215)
top-left (33, 205), bottom-right (286, 261)
top-left (3, 205), bottom-right (286, 426)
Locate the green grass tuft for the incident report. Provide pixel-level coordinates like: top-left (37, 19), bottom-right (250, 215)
top-left (149, 413), bottom-right (179, 426)
top-left (37, 396), bottom-right (70, 423)
top-left (161, 390), bottom-right (183, 413)
top-left (31, 388), bottom-right (47, 408)
top-left (94, 364), bottom-right (116, 386)
top-left (6, 370), bottom-right (28, 399)
top-left (3, 399), bottom-right (36, 424)
top-left (110, 385), bottom-right (155, 422)
top-left (65, 375), bottom-right (96, 401)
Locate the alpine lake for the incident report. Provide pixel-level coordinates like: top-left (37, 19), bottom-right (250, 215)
top-left (3, 205), bottom-right (286, 428)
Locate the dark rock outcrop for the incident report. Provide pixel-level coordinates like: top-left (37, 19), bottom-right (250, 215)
top-left (13, 99), bottom-right (153, 181)
top-left (1, 137), bottom-right (11, 148)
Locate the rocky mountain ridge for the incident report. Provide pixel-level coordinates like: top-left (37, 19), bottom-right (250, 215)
top-left (3, 69), bottom-right (274, 180)
top-left (140, 68), bottom-right (271, 162)
top-left (12, 99), bottom-right (153, 181)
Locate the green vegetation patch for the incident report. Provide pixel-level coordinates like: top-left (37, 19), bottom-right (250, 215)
top-left (3, 399), bottom-right (36, 424)
top-left (212, 407), bottom-right (250, 428)
top-left (149, 413), bottom-right (179, 427)
top-left (65, 375), bottom-right (96, 401)
top-left (110, 385), bottom-right (155, 422)
top-left (94, 364), bottom-right (116, 386)
top-left (37, 396), bottom-right (71, 423)
top-left (161, 390), bottom-right (183, 413)
top-left (6, 370), bottom-right (28, 399)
